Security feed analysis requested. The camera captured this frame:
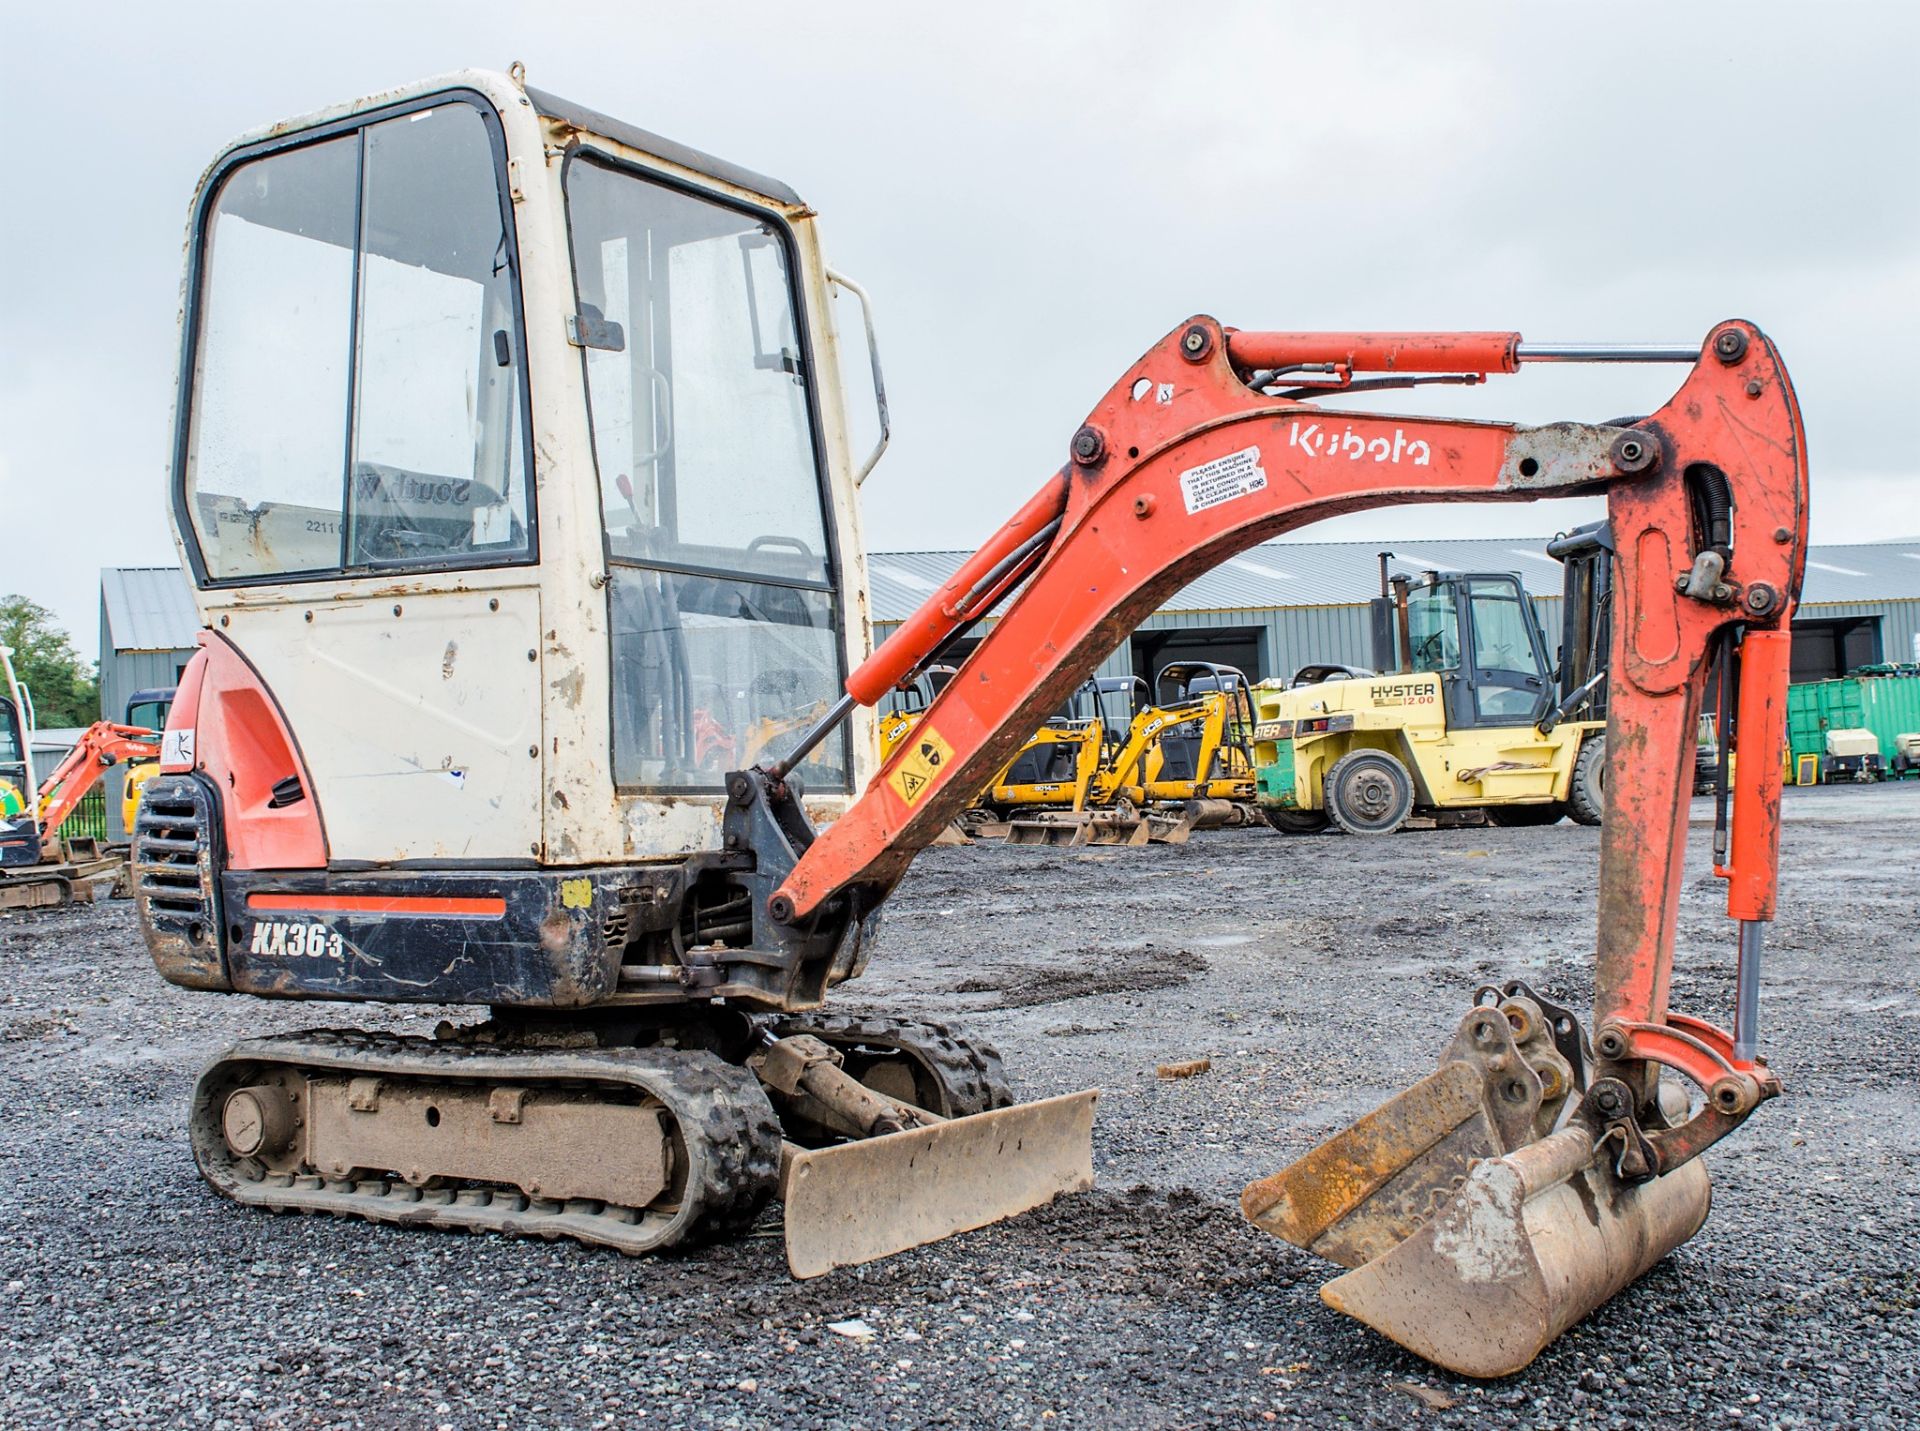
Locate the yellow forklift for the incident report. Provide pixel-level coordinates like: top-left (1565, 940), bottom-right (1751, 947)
top-left (1252, 526), bottom-right (1611, 834)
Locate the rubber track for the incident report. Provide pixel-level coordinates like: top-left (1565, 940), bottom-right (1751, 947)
top-left (189, 1029), bottom-right (782, 1255)
top-left (772, 1013), bottom-right (1014, 1117)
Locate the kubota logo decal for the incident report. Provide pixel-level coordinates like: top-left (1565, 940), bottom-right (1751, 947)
top-left (249, 920), bottom-right (345, 960)
top-left (1289, 421), bottom-right (1432, 466)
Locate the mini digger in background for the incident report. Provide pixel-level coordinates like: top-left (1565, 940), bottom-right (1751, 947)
top-left (1251, 526), bottom-right (1612, 834)
top-left (141, 67), bottom-right (1808, 1378)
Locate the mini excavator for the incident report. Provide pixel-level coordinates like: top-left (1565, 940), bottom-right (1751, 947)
top-left (140, 70), bottom-right (1806, 1377)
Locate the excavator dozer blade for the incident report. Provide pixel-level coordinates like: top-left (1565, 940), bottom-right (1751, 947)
top-left (1242, 1005), bottom-right (1713, 1377)
top-left (1086, 814), bottom-right (1152, 846)
top-left (783, 1089), bottom-right (1098, 1279)
top-left (1005, 815), bottom-right (1090, 846)
top-left (1143, 811), bottom-right (1194, 844)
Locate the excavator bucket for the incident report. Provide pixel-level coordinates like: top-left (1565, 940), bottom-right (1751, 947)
top-left (782, 1089), bottom-right (1097, 1277)
top-left (1242, 997), bottom-right (1712, 1378)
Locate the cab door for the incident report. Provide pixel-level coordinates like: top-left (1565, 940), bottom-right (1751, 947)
top-left (1458, 577), bottom-right (1553, 728)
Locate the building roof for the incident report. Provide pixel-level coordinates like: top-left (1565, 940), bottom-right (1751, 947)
top-left (867, 539), bottom-right (1920, 625)
top-left (100, 566), bottom-right (201, 653)
top-left (102, 533), bottom-right (1920, 646)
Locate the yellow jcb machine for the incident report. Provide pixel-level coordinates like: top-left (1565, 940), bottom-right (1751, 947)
top-left (1252, 525), bottom-right (1611, 834)
top-left (1132, 661), bottom-right (1263, 828)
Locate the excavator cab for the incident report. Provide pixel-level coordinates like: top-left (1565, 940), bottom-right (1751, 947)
top-left (0, 687), bottom-right (38, 868)
top-left (143, 69), bottom-right (1093, 1281)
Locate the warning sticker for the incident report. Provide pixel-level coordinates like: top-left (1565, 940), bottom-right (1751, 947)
top-left (888, 726), bottom-right (955, 807)
top-left (1178, 446), bottom-right (1267, 514)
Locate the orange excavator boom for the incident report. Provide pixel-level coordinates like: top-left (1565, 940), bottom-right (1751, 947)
top-left (730, 315), bottom-right (1805, 1373)
top-left (35, 722), bottom-right (161, 842)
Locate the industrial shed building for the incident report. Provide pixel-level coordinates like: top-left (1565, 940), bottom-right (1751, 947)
top-left (869, 538), bottom-right (1920, 692)
top-left (101, 535), bottom-right (1920, 773)
top-left (97, 566), bottom-right (201, 837)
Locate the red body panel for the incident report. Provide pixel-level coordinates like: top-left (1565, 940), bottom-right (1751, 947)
top-left (164, 633), bottom-right (326, 871)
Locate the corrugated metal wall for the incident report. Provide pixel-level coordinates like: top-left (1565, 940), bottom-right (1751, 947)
top-left (879, 597), bottom-right (1920, 696)
top-left (97, 602), bottom-right (195, 839)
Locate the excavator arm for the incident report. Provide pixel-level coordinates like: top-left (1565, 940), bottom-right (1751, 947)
top-left (35, 722), bottom-right (161, 843)
top-left (771, 317), bottom-right (1800, 965)
top-left (733, 315), bottom-right (1806, 1374)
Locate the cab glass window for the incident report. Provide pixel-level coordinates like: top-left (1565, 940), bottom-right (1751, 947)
top-left (1405, 590), bottom-right (1461, 671)
top-left (182, 99), bottom-right (531, 581)
top-left (565, 155), bottom-right (846, 792)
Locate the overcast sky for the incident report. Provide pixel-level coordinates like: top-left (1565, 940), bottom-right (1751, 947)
top-left (6, 3), bottom-right (1918, 660)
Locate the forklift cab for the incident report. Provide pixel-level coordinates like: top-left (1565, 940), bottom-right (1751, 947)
top-left (1371, 572), bottom-right (1555, 731)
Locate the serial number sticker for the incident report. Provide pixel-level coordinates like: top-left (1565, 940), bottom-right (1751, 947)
top-left (888, 725), bottom-right (955, 807)
top-left (1178, 446), bottom-right (1267, 514)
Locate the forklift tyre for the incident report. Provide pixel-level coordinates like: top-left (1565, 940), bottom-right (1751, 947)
top-left (1569, 734), bottom-right (1607, 827)
top-left (1262, 806), bottom-right (1331, 835)
top-left (1324, 750), bottom-right (1416, 836)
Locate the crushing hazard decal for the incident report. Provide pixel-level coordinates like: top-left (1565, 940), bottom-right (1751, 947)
top-left (888, 726), bottom-right (954, 806)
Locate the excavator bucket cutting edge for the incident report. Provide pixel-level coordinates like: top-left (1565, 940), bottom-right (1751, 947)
top-left (1242, 1005), bottom-right (1713, 1377)
top-left (782, 1089), bottom-right (1098, 1279)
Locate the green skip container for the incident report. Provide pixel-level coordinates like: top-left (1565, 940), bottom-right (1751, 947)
top-left (1785, 670), bottom-right (1920, 781)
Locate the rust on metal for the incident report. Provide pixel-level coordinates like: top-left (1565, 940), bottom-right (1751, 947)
top-left (1156, 1058), bottom-right (1212, 1080)
top-left (1319, 1128), bottom-right (1711, 1379)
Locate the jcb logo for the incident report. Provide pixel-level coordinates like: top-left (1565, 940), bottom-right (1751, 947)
top-left (249, 920), bottom-right (345, 960)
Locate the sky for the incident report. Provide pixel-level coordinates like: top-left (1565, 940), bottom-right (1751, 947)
top-left (6, 2), bottom-right (1918, 660)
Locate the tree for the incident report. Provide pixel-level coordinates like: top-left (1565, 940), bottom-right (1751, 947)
top-left (0, 596), bottom-right (100, 729)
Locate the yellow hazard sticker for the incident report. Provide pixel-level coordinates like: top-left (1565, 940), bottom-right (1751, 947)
top-left (560, 877), bottom-right (594, 910)
top-left (888, 726), bottom-right (954, 806)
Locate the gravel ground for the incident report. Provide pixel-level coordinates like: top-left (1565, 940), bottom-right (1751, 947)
top-left (1, 783), bottom-right (1915, 1428)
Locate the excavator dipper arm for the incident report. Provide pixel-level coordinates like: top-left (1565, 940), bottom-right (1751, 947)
top-left (739, 316), bottom-right (1806, 1373)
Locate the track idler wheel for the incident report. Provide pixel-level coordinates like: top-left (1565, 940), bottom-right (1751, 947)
top-left (1241, 991), bottom-right (1712, 1378)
